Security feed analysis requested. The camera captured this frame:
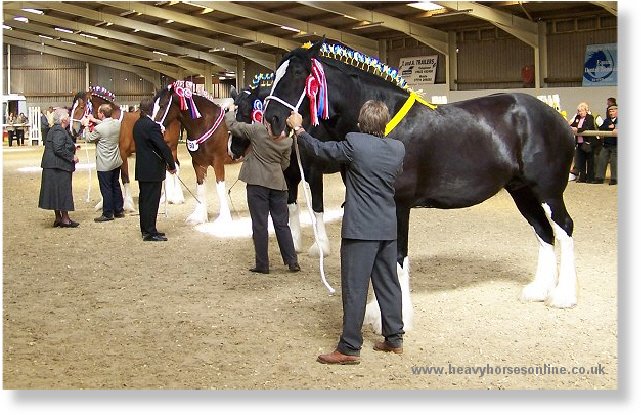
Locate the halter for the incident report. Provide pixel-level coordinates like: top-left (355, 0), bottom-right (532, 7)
top-left (264, 58), bottom-right (329, 126)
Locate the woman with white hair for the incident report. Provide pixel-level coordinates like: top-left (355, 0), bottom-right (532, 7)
top-left (569, 102), bottom-right (597, 183)
top-left (38, 108), bottom-right (80, 227)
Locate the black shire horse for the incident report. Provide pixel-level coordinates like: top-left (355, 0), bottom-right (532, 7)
top-left (262, 40), bottom-right (577, 332)
top-left (230, 82), bottom-right (342, 257)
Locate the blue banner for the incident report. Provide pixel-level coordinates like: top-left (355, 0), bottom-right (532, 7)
top-left (582, 43), bottom-right (617, 86)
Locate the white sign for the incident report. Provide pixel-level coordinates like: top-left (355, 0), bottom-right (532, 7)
top-left (398, 55), bottom-right (438, 86)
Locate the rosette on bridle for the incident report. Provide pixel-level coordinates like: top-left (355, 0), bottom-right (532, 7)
top-left (251, 99), bottom-right (263, 124)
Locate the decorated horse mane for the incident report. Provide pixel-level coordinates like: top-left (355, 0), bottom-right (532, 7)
top-left (251, 72), bottom-right (274, 89)
top-left (89, 85), bottom-right (116, 102)
top-left (301, 41), bottom-right (411, 93)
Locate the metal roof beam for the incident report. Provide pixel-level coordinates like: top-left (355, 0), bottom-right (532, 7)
top-left (297, 1), bottom-right (449, 55)
top-left (3, 6), bottom-right (235, 71)
top-left (3, 28), bottom-right (182, 80)
top-left (591, 1), bottom-right (617, 16)
top-left (7, 1), bottom-right (274, 69)
top-left (434, 1), bottom-right (539, 47)
top-left (4, 13), bottom-right (208, 75)
top-left (99, 1), bottom-right (299, 52)
top-left (182, 0), bottom-right (378, 56)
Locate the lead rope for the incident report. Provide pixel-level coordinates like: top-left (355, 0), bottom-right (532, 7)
top-left (292, 132), bottom-right (335, 294)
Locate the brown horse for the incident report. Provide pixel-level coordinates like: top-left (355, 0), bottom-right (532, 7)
top-left (151, 81), bottom-right (239, 225)
top-left (70, 87), bottom-right (183, 211)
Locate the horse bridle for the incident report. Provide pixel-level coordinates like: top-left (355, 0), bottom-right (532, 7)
top-left (263, 60), bottom-right (307, 115)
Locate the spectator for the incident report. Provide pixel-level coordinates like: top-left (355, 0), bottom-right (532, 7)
top-left (132, 98), bottom-right (176, 241)
top-left (225, 103), bottom-right (300, 274)
top-left (569, 102), bottom-right (597, 183)
top-left (40, 110), bottom-right (50, 145)
top-left (83, 104), bottom-right (125, 221)
top-left (595, 104), bottom-right (618, 185)
top-left (46, 106), bottom-right (55, 128)
top-left (6, 112), bottom-right (16, 146)
top-left (15, 112), bottom-right (28, 145)
top-left (38, 108), bottom-right (80, 228)
top-left (287, 100), bottom-right (406, 365)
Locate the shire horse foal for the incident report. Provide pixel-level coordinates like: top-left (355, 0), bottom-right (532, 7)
top-left (262, 40), bottom-right (577, 333)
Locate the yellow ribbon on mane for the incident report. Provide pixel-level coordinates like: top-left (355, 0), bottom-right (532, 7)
top-left (385, 92), bottom-right (437, 137)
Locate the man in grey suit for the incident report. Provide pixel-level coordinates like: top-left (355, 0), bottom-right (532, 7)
top-left (287, 100), bottom-right (406, 365)
top-left (83, 103), bottom-right (125, 222)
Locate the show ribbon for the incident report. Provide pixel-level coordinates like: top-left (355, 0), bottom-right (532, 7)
top-left (385, 92), bottom-right (437, 137)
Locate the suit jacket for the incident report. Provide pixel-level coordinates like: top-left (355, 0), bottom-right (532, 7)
top-left (599, 116), bottom-right (618, 147)
top-left (225, 111), bottom-right (291, 191)
top-left (570, 113), bottom-right (596, 145)
top-left (85, 117), bottom-right (123, 171)
top-left (41, 124), bottom-right (76, 172)
top-left (296, 131), bottom-right (405, 241)
top-left (132, 115), bottom-right (176, 182)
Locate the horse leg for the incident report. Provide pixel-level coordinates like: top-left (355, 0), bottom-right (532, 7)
top-left (212, 159), bottom-right (232, 226)
top-left (185, 162), bottom-right (208, 225)
top-left (120, 156), bottom-right (136, 212)
top-left (541, 200), bottom-right (577, 308)
top-left (507, 186), bottom-right (559, 302)
top-left (307, 172), bottom-right (330, 258)
top-left (162, 163), bottom-right (185, 205)
top-left (364, 204), bottom-right (414, 335)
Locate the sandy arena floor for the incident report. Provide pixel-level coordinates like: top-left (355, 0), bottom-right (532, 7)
top-left (2, 143), bottom-right (618, 390)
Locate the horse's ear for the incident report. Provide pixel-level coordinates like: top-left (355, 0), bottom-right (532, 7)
top-left (230, 86), bottom-right (238, 100)
top-left (308, 37), bottom-right (325, 58)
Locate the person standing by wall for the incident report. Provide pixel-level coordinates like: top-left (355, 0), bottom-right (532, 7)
top-left (83, 103), bottom-right (125, 221)
top-left (40, 110), bottom-right (50, 145)
top-left (224, 104), bottom-right (300, 274)
top-left (15, 112), bottom-right (28, 146)
top-left (595, 104), bottom-right (618, 185)
top-left (286, 100), bottom-right (406, 365)
top-left (569, 102), bottom-right (597, 183)
top-left (132, 98), bottom-right (176, 241)
top-left (38, 108), bottom-right (80, 228)
top-left (6, 112), bottom-right (16, 146)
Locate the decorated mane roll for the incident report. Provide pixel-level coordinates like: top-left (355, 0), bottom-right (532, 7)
top-left (89, 85), bottom-right (116, 102)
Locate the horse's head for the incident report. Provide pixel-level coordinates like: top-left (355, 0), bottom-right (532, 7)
top-left (151, 85), bottom-right (181, 129)
top-left (263, 39), bottom-right (325, 138)
top-left (225, 84), bottom-right (270, 160)
top-left (70, 90), bottom-right (91, 138)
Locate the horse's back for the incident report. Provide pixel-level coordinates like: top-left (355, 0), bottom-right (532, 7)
top-left (393, 93), bottom-right (574, 208)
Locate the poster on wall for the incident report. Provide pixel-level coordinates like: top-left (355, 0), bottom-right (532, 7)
top-left (582, 43), bottom-right (617, 86)
top-left (398, 55), bottom-right (438, 87)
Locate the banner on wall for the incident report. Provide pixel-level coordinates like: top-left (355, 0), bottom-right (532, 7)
top-left (398, 55), bottom-right (438, 86)
top-left (582, 43), bottom-right (617, 86)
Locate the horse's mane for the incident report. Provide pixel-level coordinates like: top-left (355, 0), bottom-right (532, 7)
top-left (314, 42), bottom-right (411, 93)
top-left (250, 73), bottom-right (274, 89)
top-left (89, 85), bottom-right (116, 102)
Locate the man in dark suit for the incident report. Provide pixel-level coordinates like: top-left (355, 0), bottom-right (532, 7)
top-left (287, 100), bottom-right (406, 365)
top-left (133, 98), bottom-right (176, 241)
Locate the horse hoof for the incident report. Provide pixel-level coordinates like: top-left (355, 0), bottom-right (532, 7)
top-left (363, 301), bottom-right (383, 335)
top-left (307, 242), bottom-right (330, 258)
top-left (519, 283), bottom-right (550, 302)
top-left (545, 290), bottom-right (577, 308)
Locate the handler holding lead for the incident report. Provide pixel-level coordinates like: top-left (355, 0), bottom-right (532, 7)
top-left (286, 100), bottom-right (405, 365)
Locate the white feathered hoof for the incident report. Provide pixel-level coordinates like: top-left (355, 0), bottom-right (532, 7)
top-left (94, 199), bottom-right (103, 211)
top-left (123, 195), bottom-right (136, 212)
top-left (212, 213), bottom-right (233, 227)
top-left (363, 300), bottom-right (383, 335)
top-left (185, 204), bottom-right (208, 225)
top-left (520, 282), bottom-right (551, 303)
top-left (545, 287), bottom-right (577, 309)
top-left (307, 240), bottom-right (330, 258)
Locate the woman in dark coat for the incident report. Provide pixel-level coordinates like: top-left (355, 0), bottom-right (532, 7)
top-left (38, 108), bottom-right (80, 227)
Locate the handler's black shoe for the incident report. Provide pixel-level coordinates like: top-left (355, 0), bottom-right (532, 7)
top-left (288, 262), bottom-right (301, 272)
top-left (143, 234), bottom-right (167, 241)
top-left (114, 211), bottom-right (125, 218)
top-left (94, 215), bottom-right (114, 222)
top-left (250, 267), bottom-right (269, 274)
